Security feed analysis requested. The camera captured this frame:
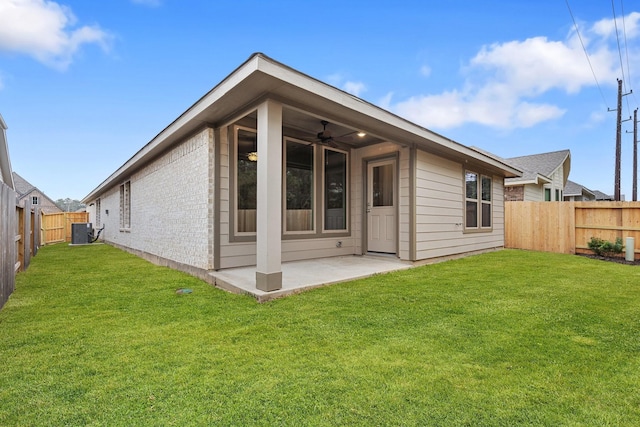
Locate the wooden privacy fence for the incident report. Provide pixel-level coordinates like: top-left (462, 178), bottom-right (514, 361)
top-left (505, 201), bottom-right (640, 260)
top-left (42, 211), bottom-right (89, 244)
top-left (1, 186), bottom-right (40, 310)
top-left (1, 183), bottom-right (17, 309)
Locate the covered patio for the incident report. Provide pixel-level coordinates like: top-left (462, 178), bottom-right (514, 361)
top-left (209, 254), bottom-right (414, 302)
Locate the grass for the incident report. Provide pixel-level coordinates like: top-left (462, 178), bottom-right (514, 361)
top-left (1, 244), bottom-right (640, 426)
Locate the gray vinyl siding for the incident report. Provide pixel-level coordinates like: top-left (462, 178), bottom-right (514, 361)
top-left (398, 147), bottom-right (411, 260)
top-left (414, 150), bottom-right (505, 260)
top-left (550, 166), bottom-right (565, 200)
top-left (218, 125), bottom-right (257, 268)
top-left (524, 184), bottom-right (544, 201)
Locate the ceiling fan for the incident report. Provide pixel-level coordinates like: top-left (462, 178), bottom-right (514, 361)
top-left (312, 120), bottom-right (352, 149)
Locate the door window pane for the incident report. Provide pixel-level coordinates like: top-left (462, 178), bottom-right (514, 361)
top-left (373, 164), bottom-right (393, 207)
top-left (286, 141), bottom-right (314, 231)
top-left (325, 149), bottom-right (347, 230)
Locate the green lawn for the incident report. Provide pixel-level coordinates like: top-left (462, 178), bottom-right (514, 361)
top-left (1, 244), bottom-right (639, 426)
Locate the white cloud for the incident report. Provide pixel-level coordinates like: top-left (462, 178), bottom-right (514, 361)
top-left (392, 12), bottom-right (635, 130)
top-left (592, 11), bottom-right (640, 39)
top-left (343, 81), bottom-right (366, 97)
top-left (0, 0), bottom-right (111, 70)
top-left (420, 65), bottom-right (431, 77)
top-left (326, 72), bottom-right (367, 97)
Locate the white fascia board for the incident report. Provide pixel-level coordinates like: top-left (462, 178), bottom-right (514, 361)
top-left (505, 174), bottom-right (552, 186)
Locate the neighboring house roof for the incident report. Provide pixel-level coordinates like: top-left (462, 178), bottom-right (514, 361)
top-left (0, 113), bottom-right (15, 189)
top-left (564, 179), bottom-right (595, 199)
top-left (12, 172), bottom-right (61, 209)
top-left (592, 189), bottom-right (614, 200)
top-left (504, 149), bottom-right (571, 186)
top-left (83, 53), bottom-right (521, 202)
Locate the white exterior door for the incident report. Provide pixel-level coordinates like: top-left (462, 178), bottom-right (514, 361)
top-left (367, 159), bottom-right (396, 253)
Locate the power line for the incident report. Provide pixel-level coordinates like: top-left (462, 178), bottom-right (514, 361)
top-left (565, 0), bottom-right (610, 109)
top-left (620, 0), bottom-right (639, 109)
top-left (611, 0), bottom-right (632, 115)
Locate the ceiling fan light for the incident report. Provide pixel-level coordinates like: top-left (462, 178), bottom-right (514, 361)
top-left (357, 132), bottom-right (366, 137)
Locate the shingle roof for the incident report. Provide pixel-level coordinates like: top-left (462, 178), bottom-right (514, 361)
top-left (504, 149), bottom-right (570, 185)
top-left (592, 189), bottom-right (614, 200)
top-left (12, 172), bottom-right (36, 197)
top-left (564, 179), bottom-right (595, 197)
top-left (12, 172), bottom-right (61, 211)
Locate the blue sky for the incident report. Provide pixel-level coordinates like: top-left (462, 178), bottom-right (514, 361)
top-left (1, 0), bottom-right (640, 200)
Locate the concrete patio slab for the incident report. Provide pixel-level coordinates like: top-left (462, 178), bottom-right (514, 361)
top-left (209, 255), bottom-right (414, 302)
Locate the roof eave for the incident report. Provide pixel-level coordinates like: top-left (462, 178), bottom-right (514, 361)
top-left (505, 174), bottom-right (552, 186)
top-left (82, 53), bottom-right (522, 202)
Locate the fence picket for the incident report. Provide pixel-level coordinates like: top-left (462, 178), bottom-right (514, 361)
top-left (42, 212), bottom-right (89, 244)
top-left (506, 201), bottom-right (640, 260)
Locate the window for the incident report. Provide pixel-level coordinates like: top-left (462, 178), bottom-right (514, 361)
top-left (324, 149), bottom-right (347, 231)
top-left (481, 176), bottom-right (492, 228)
top-left (285, 140), bottom-right (314, 232)
top-left (465, 172), bottom-right (478, 228)
top-left (96, 198), bottom-right (101, 227)
top-left (544, 188), bottom-right (551, 201)
top-left (32, 196), bottom-right (38, 205)
top-left (232, 126), bottom-right (349, 237)
top-left (120, 181), bottom-right (131, 229)
top-left (555, 189), bottom-right (560, 201)
top-left (236, 127), bottom-right (258, 233)
top-left (465, 171), bottom-right (492, 230)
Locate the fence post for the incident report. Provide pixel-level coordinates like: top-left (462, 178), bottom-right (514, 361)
top-left (17, 206), bottom-right (24, 272)
top-left (1, 183), bottom-right (18, 309)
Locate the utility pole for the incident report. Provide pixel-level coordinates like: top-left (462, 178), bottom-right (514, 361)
top-left (634, 109), bottom-right (638, 201)
top-left (625, 108), bottom-right (638, 201)
top-left (609, 79), bottom-right (632, 201)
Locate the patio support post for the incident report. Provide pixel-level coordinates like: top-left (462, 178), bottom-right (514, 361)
top-left (255, 99), bottom-right (283, 291)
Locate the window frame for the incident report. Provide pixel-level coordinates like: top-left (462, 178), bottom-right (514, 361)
top-left (96, 198), bottom-right (101, 227)
top-left (119, 181), bottom-right (131, 231)
top-left (322, 146), bottom-right (349, 233)
top-left (229, 124), bottom-right (350, 241)
top-left (464, 170), bottom-right (493, 233)
top-left (283, 137), bottom-right (316, 235)
top-left (233, 125), bottom-right (258, 237)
